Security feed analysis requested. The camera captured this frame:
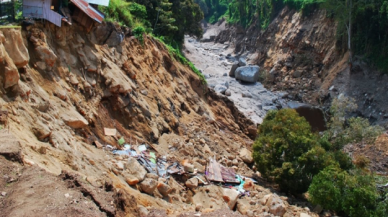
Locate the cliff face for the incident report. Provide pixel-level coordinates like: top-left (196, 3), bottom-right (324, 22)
top-left (0, 21), bottom-right (259, 216)
top-left (216, 7), bottom-right (388, 126)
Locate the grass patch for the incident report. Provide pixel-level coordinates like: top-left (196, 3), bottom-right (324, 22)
top-left (0, 26), bottom-right (21, 28)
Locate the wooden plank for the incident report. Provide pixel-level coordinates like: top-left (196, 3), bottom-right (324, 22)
top-left (104, 128), bottom-right (117, 136)
top-left (220, 165), bottom-right (239, 183)
top-left (206, 159), bottom-right (223, 182)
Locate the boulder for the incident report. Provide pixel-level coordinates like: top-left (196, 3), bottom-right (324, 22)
top-left (145, 173), bottom-right (159, 180)
top-left (266, 194), bottom-right (287, 217)
top-left (185, 177), bottom-right (198, 189)
top-left (2, 29), bottom-right (29, 68)
top-left (140, 178), bottom-right (157, 195)
top-left (238, 57), bottom-right (247, 67)
top-left (126, 157), bottom-right (147, 181)
top-left (214, 85), bottom-right (227, 94)
top-left (223, 188), bottom-right (239, 210)
top-left (239, 148), bottom-right (254, 164)
top-left (0, 131), bottom-right (22, 162)
top-left (62, 112), bottom-right (88, 129)
top-left (157, 182), bottom-right (172, 196)
top-left (225, 89), bottom-right (231, 96)
top-left (229, 62), bottom-right (239, 77)
top-left (237, 198), bottom-right (251, 215)
top-left (235, 66), bottom-right (260, 83)
top-left (32, 121), bottom-right (51, 141)
top-left (300, 213), bottom-right (311, 217)
top-left (125, 177), bottom-right (139, 186)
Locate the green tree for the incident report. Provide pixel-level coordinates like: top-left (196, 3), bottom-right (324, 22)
top-left (253, 109), bottom-right (334, 194)
top-left (309, 166), bottom-right (385, 217)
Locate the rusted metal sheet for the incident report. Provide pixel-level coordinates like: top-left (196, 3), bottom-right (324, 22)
top-left (220, 165), bottom-right (239, 183)
top-left (70, 0), bottom-right (104, 23)
top-left (206, 159), bottom-right (223, 182)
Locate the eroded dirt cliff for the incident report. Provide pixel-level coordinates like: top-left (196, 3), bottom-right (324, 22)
top-left (0, 21), bottom-right (320, 217)
top-left (215, 7), bottom-right (388, 127)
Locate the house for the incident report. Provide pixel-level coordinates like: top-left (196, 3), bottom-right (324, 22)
top-left (22, 0), bottom-right (107, 30)
top-left (23, 0), bottom-right (63, 26)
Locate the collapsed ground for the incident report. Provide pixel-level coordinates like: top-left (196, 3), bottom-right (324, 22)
top-left (0, 19), bottom-right (320, 217)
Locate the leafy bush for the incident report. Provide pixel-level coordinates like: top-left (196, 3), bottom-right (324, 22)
top-left (133, 26), bottom-right (146, 43)
top-left (128, 2), bottom-right (147, 20)
top-left (309, 166), bottom-right (384, 217)
top-left (253, 109), bottom-right (334, 194)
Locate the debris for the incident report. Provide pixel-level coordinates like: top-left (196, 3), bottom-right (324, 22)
top-left (185, 177), bottom-right (199, 189)
top-left (117, 137), bottom-right (125, 145)
top-left (206, 158), bottom-right (223, 182)
top-left (64, 193), bottom-right (70, 198)
top-left (138, 144), bottom-right (147, 152)
top-left (1, 192), bottom-right (6, 196)
top-left (223, 188), bottom-right (239, 209)
top-left (104, 128), bottom-right (117, 136)
top-left (140, 178), bottom-right (157, 195)
top-left (94, 140), bottom-right (103, 149)
top-left (167, 162), bottom-right (185, 175)
top-left (220, 165), bottom-right (239, 183)
top-left (157, 182), bottom-right (172, 196)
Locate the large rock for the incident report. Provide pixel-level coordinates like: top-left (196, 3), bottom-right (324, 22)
top-left (237, 198), bottom-right (251, 215)
top-left (229, 62), bottom-right (238, 77)
top-left (140, 178), bottom-right (157, 195)
top-left (0, 131), bottom-right (22, 162)
top-left (32, 121), bottom-right (51, 141)
top-left (157, 182), bottom-right (172, 196)
top-left (214, 85), bottom-right (227, 94)
top-left (238, 57), bottom-right (247, 67)
top-left (239, 148), bottom-right (254, 164)
top-left (61, 112), bottom-right (88, 129)
top-left (1, 29), bottom-right (29, 68)
top-left (235, 66), bottom-right (260, 83)
top-left (185, 177), bottom-right (198, 189)
top-left (126, 157), bottom-right (147, 181)
top-left (223, 188), bottom-right (239, 210)
top-left (266, 194), bottom-right (287, 217)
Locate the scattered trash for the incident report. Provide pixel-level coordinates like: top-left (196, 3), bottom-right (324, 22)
top-left (118, 137), bottom-right (125, 145)
top-left (206, 158), bottom-right (223, 182)
top-left (167, 162), bottom-right (185, 175)
top-left (138, 144), bottom-right (147, 152)
top-left (104, 128), bottom-right (117, 136)
top-left (123, 144), bottom-right (131, 150)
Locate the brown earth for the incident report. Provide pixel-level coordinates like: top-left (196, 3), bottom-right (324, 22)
top-left (0, 20), bottom-right (320, 217)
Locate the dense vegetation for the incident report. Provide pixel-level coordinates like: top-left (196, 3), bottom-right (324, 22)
top-left (197, 0), bottom-right (388, 72)
top-left (253, 96), bottom-right (387, 216)
top-left (100, 0), bottom-right (203, 45)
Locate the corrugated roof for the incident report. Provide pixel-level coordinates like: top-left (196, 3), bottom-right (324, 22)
top-left (85, 0), bottom-right (109, 7)
top-left (70, 0), bottom-right (104, 23)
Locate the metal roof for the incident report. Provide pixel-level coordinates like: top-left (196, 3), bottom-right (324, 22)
top-left (84, 0), bottom-right (109, 7)
top-left (70, 0), bottom-right (104, 23)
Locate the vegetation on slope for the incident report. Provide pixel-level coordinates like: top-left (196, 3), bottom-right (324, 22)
top-left (198, 0), bottom-right (388, 72)
top-left (253, 96), bottom-right (387, 216)
top-left (99, 0), bottom-right (205, 82)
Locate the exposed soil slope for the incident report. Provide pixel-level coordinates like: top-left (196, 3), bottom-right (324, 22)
top-left (0, 21), bottom-right (319, 217)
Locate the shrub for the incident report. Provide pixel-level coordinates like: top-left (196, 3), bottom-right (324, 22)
top-left (309, 166), bottom-right (383, 217)
top-left (253, 109), bottom-right (334, 194)
top-left (133, 26), bottom-right (145, 43)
